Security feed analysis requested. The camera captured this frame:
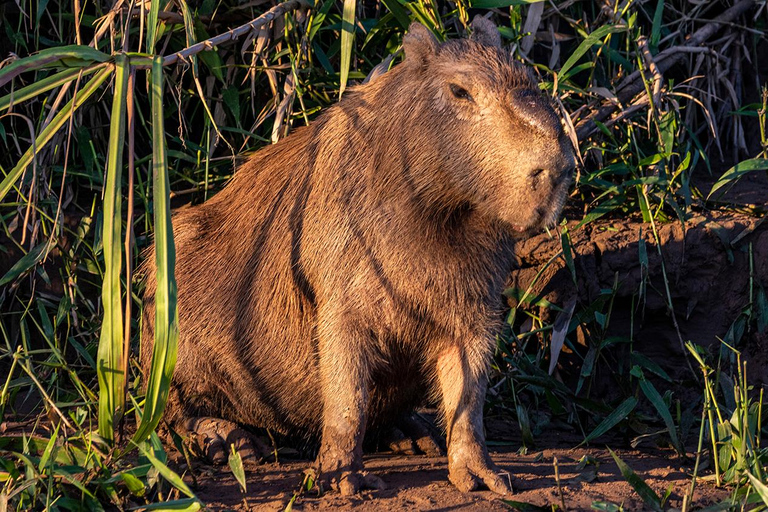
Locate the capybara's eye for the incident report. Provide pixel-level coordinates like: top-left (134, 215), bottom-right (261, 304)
top-left (449, 84), bottom-right (472, 101)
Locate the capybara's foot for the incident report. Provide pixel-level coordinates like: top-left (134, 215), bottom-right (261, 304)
top-left (397, 411), bottom-right (444, 456)
top-left (309, 467), bottom-right (387, 495)
top-left (380, 412), bottom-right (445, 456)
top-left (448, 449), bottom-right (512, 495)
top-left (186, 417), bottom-right (268, 466)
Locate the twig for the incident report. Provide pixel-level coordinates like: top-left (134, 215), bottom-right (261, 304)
top-left (162, 0), bottom-right (310, 67)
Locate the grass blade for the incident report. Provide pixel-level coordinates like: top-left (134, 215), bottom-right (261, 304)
top-left (608, 448), bottom-right (662, 512)
top-left (229, 445), bottom-right (247, 493)
top-left (0, 242), bottom-right (48, 286)
top-left (0, 65), bottom-right (113, 202)
top-left (706, 158), bottom-right (768, 200)
top-left (581, 396), bottom-right (637, 445)
top-left (129, 55), bottom-right (179, 450)
top-left (0, 45), bottom-right (109, 88)
top-left (339, 0), bottom-right (356, 97)
top-left (138, 444), bottom-right (199, 503)
top-left (97, 53), bottom-right (130, 443)
top-left (634, 367), bottom-right (683, 455)
top-left (0, 65), bottom-right (103, 112)
top-left (747, 472), bottom-right (768, 506)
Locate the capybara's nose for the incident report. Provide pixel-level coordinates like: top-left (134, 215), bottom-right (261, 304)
top-left (510, 88), bottom-right (562, 140)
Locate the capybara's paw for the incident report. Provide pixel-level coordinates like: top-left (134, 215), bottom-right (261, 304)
top-left (399, 412), bottom-right (444, 457)
top-left (378, 412), bottom-right (445, 456)
top-left (186, 417), bottom-right (268, 466)
top-left (448, 454), bottom-right (512, 495)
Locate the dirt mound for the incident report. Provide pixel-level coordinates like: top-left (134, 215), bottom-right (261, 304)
top-left (510, 210), bottom-right (768, 389)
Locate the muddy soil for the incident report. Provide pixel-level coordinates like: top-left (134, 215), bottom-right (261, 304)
top-left (183, 436), bottom-right (728, 511)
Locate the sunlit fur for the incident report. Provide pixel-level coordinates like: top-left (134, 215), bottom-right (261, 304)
top-left (141, 21), bottom-right (574, 493)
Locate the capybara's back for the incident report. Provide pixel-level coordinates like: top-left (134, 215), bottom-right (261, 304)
top-left (142, 18), bottom-right (574, 495)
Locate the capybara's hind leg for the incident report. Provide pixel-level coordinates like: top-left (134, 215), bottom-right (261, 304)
top-left (185, 417), bottom-right (269, 466)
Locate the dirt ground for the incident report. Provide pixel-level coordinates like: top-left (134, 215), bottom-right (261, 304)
top-left (185, 435), bottom-right (729, 511)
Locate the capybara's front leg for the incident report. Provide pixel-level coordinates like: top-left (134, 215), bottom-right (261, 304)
top-left (313, 314), bottom-right (386, 495)
top-left (436, 344), bottom-right (511, 495)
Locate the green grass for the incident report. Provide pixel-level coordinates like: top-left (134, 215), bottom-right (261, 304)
top-left (0, 0), bottom-right (767, 509)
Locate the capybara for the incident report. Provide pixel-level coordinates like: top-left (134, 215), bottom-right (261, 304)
top-left (141, 17), bottom-right (575, 495)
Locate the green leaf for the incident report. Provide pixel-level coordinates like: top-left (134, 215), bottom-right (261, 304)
top-left (0, 66), bottom-right (113, 202)
top-left (339, 0), bottom-right (356, 97)
top-left (608, 448), bottom-right (662, 512)
top-left (707, 158), bottom-right (768, 200)
top-left (120, 472), bottom-right (146, 497)
top-left (141, 499), bottom-right (202, 511)
top-left (97, 53), bottom-right (129, 443)
top-left (0, 66), bottom-right (102, 112)
top-left (558, 24), bottom-right (628, 83)
top-left (0, 242), bottom-right (48, 286)
top-left (747, 472), bottom-right (768, 506)
top-left (650, 0), bottom-right (665, 50)
top-left (581, 397), bottom-right (637, 444)
top-left (634, 367), bottom-right (683, 455)
top-left (138, 444), bottom-right (199, 503)
top-left (575, 194), bottom-right (625, 229)
top-left (0, 45), bottom-right (109, 88)
top-left (129, 55), bottom-right (180, 451)
top-left (229, 445), bottom-right (247, 493)
top-left (379, 0), bottom-right (411, 29)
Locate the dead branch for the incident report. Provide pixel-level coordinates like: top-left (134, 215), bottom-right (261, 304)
top-left (162, 0), bottom-right (310, 67)
top-left (575, 0), bottom-right (757, 141)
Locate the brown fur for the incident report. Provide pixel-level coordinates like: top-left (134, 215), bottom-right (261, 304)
top-left (141, 20), bottom-right (574, 495)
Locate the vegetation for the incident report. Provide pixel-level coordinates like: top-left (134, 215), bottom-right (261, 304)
top-left (0, 0), bottom-right (766, 509)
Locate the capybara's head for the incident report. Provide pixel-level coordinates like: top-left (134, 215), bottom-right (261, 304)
top-left (399, 18), bottom-right (575, 233)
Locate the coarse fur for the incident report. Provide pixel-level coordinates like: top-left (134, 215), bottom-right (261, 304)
top-left (141, 20), bottom-right (575, 495)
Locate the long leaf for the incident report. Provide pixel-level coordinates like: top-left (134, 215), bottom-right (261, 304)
top-left (608, 448), bottom-right (662, 512)
top-left (581, 396), bottom-right (637, 444)
top-left (0, 45), bottom-right (109, 88)
top-left (634, 367), bottom-right (683, 455)
top-left (0, 65), bottom-right (103, 112)
top-left (707, 158), bottom-right (768, 200)
top-left (339, 0), bottom-right (356, 97)
top-left (747, 472), bottom-right (768, 506)
top-left (138, 444), bottom-right (199, 501)
top-left (0, 66), bottom-right (113, 203)
top-left (129, 55), bottom-right (179, 449)
top-left (0, 242), bottom-right (48, 286)
top-left (97, 53), bottom-right (129, 443)
top-left (471, 0), bottom-right (544, 8)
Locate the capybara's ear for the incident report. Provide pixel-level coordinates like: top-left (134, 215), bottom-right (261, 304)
top-left (469, 15), bottom-right (501, 48)
top-left (403, 23), bottom-right (438, 63)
